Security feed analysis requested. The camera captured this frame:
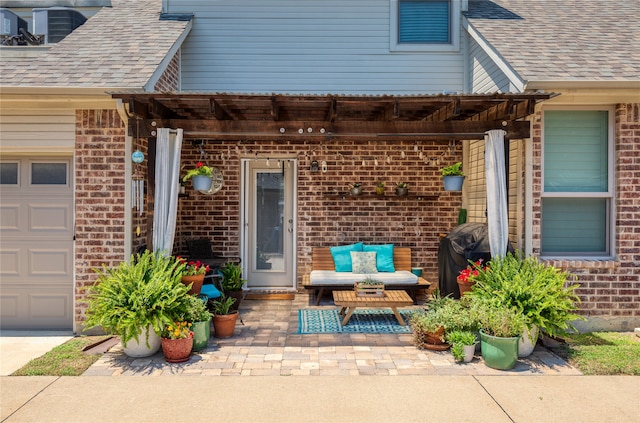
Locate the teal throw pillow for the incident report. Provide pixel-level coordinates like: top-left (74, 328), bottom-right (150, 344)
top-left (363, 244), bottom-right (395, 272)
top-left (330, 242), bottom-right (364, 272)
top-left (350, 251), bottom-right (378, 274)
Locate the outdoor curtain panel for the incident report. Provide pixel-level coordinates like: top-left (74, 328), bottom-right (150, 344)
top-left (153, 128), bottom-right (183, 255)
top-left (485, 129), bottom-right (509, 257)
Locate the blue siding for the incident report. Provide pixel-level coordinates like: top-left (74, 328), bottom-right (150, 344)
top-left (469, 37), bottom-right (511, 93)
top-left (167, 0), bottom-right (465, 94)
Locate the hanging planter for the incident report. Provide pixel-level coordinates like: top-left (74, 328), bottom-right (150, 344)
top-left (183, 161), bottom-right (214, 191)
top-left (192, 175), bottom-right (213, 191)
top-left (441, 162), bottom-right (465, 191)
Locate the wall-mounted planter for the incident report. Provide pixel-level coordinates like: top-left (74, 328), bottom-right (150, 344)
top-left (442, 176), bottom-right (464, 191)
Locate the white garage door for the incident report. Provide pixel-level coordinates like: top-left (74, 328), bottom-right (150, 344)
top-left (0, 157), bottom-right (74, 330)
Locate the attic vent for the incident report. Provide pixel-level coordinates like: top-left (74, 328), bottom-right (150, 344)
top-left (33, 7), bottom-right (86, 44)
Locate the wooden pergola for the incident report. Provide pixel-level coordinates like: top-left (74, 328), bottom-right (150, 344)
top-left (112, 92), bottom-right (553, 141)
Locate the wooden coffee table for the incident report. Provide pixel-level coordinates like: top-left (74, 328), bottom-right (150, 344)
top-left (332, 290), bottom-right (414, 326)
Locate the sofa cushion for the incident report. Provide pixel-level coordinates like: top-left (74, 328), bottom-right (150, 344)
top-left (363, 244), bottom-right (395, 272)
top-left (350, 251), bottom-right (378, 274)
top-left (330, 242), bottom-right (363, 272)
top-left (309, 270), bottom-right (418, 286)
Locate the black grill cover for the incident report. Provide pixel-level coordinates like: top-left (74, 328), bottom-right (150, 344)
top-left (437, 223), bottom-right (493, 299)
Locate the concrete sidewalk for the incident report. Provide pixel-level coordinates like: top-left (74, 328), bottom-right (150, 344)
top-left (2, 375), bottom-right (639, 422)
top-left (0, 331), bottom-right (74, 376)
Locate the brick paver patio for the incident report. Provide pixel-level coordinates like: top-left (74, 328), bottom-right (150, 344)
top-left (83, 293), bottom-right (581, 376)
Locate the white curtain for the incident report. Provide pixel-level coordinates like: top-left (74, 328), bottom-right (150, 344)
top-left (485, 129), bottom-right (509, 257)
top-left (153, 128), bottom-right (183, 255)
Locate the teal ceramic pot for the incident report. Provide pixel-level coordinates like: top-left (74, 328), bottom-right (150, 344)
top-left (191, 317), bottom-right (211, 352)
top-left (480, 330), bottom-right (520, 370)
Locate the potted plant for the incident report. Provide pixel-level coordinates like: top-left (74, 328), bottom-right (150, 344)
top-left (467, 252), bottom-right (584, 357)
top-left (182, 161), bottom-right (213, 191)
top-left (176, 257), bottom-right (210, 295)
top-left (348, 182), bottom-right (363, 195)
top-left (475, 303), bottom-right (524, 370)
top-left (211, 295), bottom-right (238, 338)
top-left (219, 262), bottom-right (246, 312)
top-left (456, 259), bottom-right (486, 296)
top-left (181, 295), bottom-right (212, 352)
top-left (354, 276), bottom-right (385, 297)
top-left (441, 162), bottom-right (465, 191)
top-left (395, 181), bottom-right (408, 196)
top-left (160, 320), bottom-right (194, 363)
top-left (375, 181), bottom-right (385, 195)
top-left (446, 330), bottom-right (478, 363)
top-left (83, 250), bottom-right (190, 358)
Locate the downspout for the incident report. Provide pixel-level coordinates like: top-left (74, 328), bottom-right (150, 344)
top-left (116, 99), bottom-right (132, 260)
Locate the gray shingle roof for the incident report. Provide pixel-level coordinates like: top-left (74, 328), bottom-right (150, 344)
top-left (0, 0), bottom-right (190, 89)
top-left (465, 0), bottom-right (640, 82)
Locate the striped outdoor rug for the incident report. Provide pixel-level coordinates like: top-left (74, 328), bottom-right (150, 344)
top-left (297, 308), bottom-right (413, 334)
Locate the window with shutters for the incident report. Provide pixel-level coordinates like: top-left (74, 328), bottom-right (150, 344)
top-left (541, 109), bottom-right (614, 258)
top-left (390, 0), bottom-right (461, 52)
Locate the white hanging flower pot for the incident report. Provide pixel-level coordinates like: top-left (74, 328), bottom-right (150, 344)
top-left (192, 175), bottom-right (213, 191)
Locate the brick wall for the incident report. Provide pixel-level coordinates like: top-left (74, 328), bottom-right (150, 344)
top-left (531, 103), bottom-right (640, 329)
top-left (175, 139), bottom-right (464, 284)
top-left (74, 110), bottom-right (127, 327)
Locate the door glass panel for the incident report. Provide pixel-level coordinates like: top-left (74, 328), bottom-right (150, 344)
top-left (255, 171), bottom-right (284, 271)
top-left (31, 163), bottom-right (67, 185)
top-left (0, 162), bottom-right (19, 185)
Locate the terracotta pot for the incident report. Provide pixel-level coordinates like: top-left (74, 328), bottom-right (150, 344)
top-left (181, 274), bottom-right (205, 295)
top-left (213, 312), bottom-right (238, 338)
top-left (457, 277), bottom-right (475, 296)
top-left (161, 333), bottom-right (194, 363)
top-left (421, 326), bottom-right (451, 351)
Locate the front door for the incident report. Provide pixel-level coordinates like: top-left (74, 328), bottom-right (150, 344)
top-left (242, 159), bottom-right (296, 290)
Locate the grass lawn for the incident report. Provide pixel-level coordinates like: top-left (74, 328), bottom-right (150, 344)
top-left (12, 336), bottom-right (111, 376)
top-left (551, 331), bottom-right (640, 375)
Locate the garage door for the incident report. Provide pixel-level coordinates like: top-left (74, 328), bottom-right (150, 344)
top-left (0, 157), bottom-right (74, 330)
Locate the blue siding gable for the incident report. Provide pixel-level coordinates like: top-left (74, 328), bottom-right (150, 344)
top-left (167, 0), bottom-right (466, 94)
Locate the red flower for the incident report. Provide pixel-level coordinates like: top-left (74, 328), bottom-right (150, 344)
top-left (176, 256), bottom-right (210, 276)
top-left (457, 259), bottom-right (486, 284)
top-left (195, 162), bottom-right (204, 168)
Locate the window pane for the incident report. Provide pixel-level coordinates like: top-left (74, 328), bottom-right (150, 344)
top-left (0, 163), bottom-right (19, 185)
top-left (542, 198), bottom-right (607, 253)
top-left (31, 163), bottom-right (67, 185)
top-left (255, 172), bottom-right (284, 271)
top-left (544, 110), bottom-right (608, 192)
top-left (399, 0), bottom-right (450, 43)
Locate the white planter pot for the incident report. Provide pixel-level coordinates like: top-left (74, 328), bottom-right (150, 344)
top-left (122, 325), bottom-right (161, 358)
top-left (463, 345), bottom-right (475, 363)
top-left (192, 175), bottom-right (213, 191)
top-left (518, 325), bottom-right (539, 357)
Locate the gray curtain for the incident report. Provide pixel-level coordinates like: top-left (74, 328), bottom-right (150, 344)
top-left (485, 129), bottom-right (509, 257)
top-left (153, 128), bottom-right (183, 255)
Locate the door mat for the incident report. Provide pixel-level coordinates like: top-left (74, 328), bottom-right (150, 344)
top-left (245, 293), bottom-right (296, 300)
top-left (298, 308), bottom-right (413, 334)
